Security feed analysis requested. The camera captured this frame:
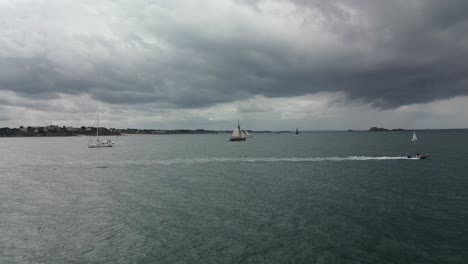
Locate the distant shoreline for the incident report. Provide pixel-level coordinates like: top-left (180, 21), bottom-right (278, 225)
top-left (1, 126), bottom-right (467, 137)
top-left (0, 125), bottom-right (290, 137)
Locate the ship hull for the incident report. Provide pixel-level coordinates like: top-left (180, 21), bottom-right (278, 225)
top-left (229, 137), bottom-right (246, 141)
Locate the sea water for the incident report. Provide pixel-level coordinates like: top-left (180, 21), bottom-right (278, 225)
top-left (0, 131), bottom-right (467, 263)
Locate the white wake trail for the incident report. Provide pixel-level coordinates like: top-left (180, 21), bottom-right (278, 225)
top-left (137, 156), bottom-right (411, 165)
top-left (11, 156), bottom-right (414, 168)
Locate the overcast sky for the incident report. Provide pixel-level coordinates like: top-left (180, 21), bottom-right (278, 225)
top-left (0, 0), bottom-right (467, 130)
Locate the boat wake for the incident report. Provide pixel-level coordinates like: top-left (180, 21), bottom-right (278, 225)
top-left (116, 156), bottom-right (413, 166)
top-left (14, 156), bottom-right (416, 168)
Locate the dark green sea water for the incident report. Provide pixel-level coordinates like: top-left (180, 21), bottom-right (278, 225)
top-left (1, 131), bottom-right (467, 263)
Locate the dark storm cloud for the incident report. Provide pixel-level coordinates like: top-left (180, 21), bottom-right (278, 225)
top-left (235, 0), bottom-right (468, 108)
top-left (0, 0), bottom-right (467, 110)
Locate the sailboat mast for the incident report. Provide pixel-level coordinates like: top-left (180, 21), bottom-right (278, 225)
top-left (97, 114), bottom-right (99, 140)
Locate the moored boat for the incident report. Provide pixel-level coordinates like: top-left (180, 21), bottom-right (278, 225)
top-left (88, 114), bottom-right (114, 148)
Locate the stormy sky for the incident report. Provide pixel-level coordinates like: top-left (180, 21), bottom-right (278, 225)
top-left (0, 0), bottom-right (467, 130)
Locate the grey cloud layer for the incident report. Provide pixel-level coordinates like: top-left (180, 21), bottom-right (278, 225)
top-left (0, 0), bottom-right (467, 109)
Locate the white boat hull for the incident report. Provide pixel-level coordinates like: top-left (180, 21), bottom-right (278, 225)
top-left (88, 140), bottom-right (114, 148)
top-left (88, 144), bottom-right (113, 148)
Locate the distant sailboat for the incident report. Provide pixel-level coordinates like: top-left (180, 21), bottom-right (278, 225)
top-left (294, 128), bottom-right (299, 136)
top-left (411, 131), bottom-right (418, 142)
top-left (230, 121), bottom-right (246, 141)
top-left (88, 114), bottom-right (114, 148)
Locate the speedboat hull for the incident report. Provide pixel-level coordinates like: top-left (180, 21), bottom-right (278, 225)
top-left (407, 154), bottom-right (429, 159)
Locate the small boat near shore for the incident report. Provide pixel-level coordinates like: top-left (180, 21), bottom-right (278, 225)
top-left (88, 114), bottom-right (114, 148)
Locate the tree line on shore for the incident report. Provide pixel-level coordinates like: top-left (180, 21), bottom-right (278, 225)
top-left (0, 125), bottom-right (257, 137)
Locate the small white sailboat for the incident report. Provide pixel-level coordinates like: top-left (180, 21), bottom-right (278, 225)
top-left (294, 128), bottom-right (299, 136)
top-left (88, 114), bottom-right (114, 148)
top-left (230, 121), bottom-right (246, 141)
top-left (411, 131), bottom-right (418, 142)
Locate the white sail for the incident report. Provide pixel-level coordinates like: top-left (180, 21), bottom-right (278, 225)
top-left (88, 115), bottom-right (98, 147)
top-left (231, 127), bottom-right (240, 138)
top-left (411, 131), bottom-right (418, 142)
top-left (243, 130), bottom-right (252, 137)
